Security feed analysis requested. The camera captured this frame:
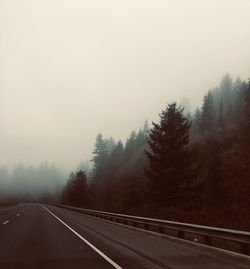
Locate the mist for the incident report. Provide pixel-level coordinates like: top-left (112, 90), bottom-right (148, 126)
top-left (0, 163), bottom-right (64, 202)
top-left (1, 1), bottom-right (250, 176)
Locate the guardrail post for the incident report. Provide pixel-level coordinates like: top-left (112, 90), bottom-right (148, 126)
top-left (158, 226), bottom-right (164, 234)
top-left (204, 235), bottom-right (212, 246)
top-left (178, 230), bottom-right (185, 239)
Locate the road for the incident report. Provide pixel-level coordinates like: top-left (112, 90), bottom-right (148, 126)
top-left (0, 204), bottom-right (249, 269)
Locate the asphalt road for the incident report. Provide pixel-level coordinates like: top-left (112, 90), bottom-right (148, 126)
top-left (0, 204), bottom-right (249, 269)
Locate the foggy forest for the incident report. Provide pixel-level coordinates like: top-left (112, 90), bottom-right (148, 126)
top-left (1, 1), bottom-right (250, 268)
top-left (1, 74), bottom-right (250, 230)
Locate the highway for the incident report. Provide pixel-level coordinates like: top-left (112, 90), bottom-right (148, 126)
top-left (0, 204), bottom-right (249, 269)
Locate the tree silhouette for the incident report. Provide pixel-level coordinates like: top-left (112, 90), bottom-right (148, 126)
top-left (200, 91), bottom-right (215, 133)
top-left (145, 103), bottom-right (194, 207)
top-left (62, 170), bottom-right (88, 207)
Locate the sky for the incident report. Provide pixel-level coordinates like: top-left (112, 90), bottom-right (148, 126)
top-left (0, 0), bottom-right (250, 171)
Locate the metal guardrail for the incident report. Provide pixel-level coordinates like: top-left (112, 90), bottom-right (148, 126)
top-left (52, 204), bottom-right (250, 256)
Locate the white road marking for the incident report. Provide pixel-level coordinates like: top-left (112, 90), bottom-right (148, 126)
top-left (42, 205), bottom-right (123, 269)
top-left (16, 213), bottom-right (20, 217)
top-left (3, 220), bottom-right (9, 225)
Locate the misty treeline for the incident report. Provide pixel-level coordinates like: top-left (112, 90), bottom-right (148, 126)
top-left (0, 163), bottom-right (63, 203)
top-left (62, 74), bottom-right (250, 229)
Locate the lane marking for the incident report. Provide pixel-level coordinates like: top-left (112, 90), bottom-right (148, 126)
top-left (3, 220), bottom-right (9, 225)
top-left (16, 213), bottom-right (20, 217)
top-left (42, 205), bottom-right (123, 269)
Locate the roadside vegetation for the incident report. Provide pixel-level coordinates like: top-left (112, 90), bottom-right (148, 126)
top-left (62, 74), bottom-right (250, 230)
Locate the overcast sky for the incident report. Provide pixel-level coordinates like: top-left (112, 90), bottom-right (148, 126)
top-left (0, 0), bottom-right (250, 171)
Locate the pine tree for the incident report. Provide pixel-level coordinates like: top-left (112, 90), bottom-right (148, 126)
top-left (220, 81), bottom-right (250, 218)
top-left (233, 80), bottom-right (248, 124)
top-left (200, 91), bottom-right (215, 133)
top-left (62, 170), bottom-right (88, 207)
top-left (191, 108), bottom-right (202, 138)
top-left (110, 140), bottom-right (124, 167)
top-left (105, 137), bottom-right (116, 154)
top-left (124, 131), bottom-right (137, 160)
top-left (220, 73), bottom-right (233, 109)
top-left (217, 101), bottom-right (225, 129)
top-left (92, 133), bottom-right (109, 180)
top-left (135, 129), bottom-right (145, 149)
top-left (240, 80), bottom-right (250, 150)
top-left (145, 103), bottom-right (194, 207)
top-left (142, 120), bottom-right (149, 140)
top-left (225, 103), bottom-right (234, 125)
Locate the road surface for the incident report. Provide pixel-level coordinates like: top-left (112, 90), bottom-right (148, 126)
top-left (0, 203), bottom-right (249, 269)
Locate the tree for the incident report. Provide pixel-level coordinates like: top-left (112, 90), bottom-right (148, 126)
top-left (219, 73), bottom-right (233, 109)
top-left (217, 101), bottom-right (225, 129)
top-left (105, 137), bottom-right (116, 154)
top-left (145, 103), bottom-right (195, 207)
top-left (92, 133), bottom-right (109, 181)
top-left (91, 133), bottom-right (114, 207)
top-left (109, 140), bottom-right (124, 168)
top-left (123, 131), bottom-right (137, 160)
top-left (219, 80), bottom-right (250, 222)
top-left (62, 170), bottom-right (88, 207)
top-left (233, 80), bottom-right (248, 124)
top-left (240, 80), bottom-right (250, 150)
top-left (200, 91), bottom-right (215, 133)
top-left (221, 147), bottom-right (250, 213)
top-left (142, 120), bottom-right (150, 140)
top-left (191, 108), bottom-right (202, 138)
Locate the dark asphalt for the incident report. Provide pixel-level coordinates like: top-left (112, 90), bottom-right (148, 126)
top-left (0, 204), bottom-right (249, 269)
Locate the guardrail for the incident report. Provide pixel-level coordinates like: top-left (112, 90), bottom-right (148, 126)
top-left (51, 204), bottom-right (250, 256)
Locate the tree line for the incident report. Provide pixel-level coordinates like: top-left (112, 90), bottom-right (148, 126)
top-left (0, 162), bottom-right (63, 203)
top-left (62, 74), bottom-right (250, 230)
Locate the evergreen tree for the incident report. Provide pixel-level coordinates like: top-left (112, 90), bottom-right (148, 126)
top-left (124, 131), bottom-right (137, 160)
top-left (225, 103), bottom-right (234, 125)
top-left (62, 170), bottom-right (88, 207)
top-left (240, 80), bottom-right (250, 150)
top-left (105, 137), bottom-right (116, 154)
top-left (142, 120), bottom-right (149, 140)
top-left (92, 133), bottom-right (109, 180)
top-left (200, 91), bottom-right (215, 133)
top-left (220, 73), bottom-right (233, 109)
top-left (219, 80), bottom-right (250, 218)
top-left (191, 108), bottom-right (202, 138)
top-left (217, 101), bottom-right (225, 129)
top-left (233, 80), bottom-right (248, 124)
top-left (135, 129), bottom-right (146, 149)
top-left (110, 140), bottom-right (124, 167)
top-left (91, 133), bottom-right (115, 207)
top-left (145, 103), bottom-right (194, 207)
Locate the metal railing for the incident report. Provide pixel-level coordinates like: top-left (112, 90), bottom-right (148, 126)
top-left (51, 204), bottom-right (250, 256)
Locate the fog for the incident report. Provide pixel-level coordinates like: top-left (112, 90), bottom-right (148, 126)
top-left (0, 163), bottom-right (63, 201)
top-left (1, 0), bottom-right (250, 172)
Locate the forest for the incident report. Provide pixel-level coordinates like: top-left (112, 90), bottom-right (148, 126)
top-left (0, 162), bottom-right (63, 203)
top-left (62, 74), bottom-right (250, 230)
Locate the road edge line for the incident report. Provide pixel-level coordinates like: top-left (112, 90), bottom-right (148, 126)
top-left (41, 205), bottom-right (123, 269)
